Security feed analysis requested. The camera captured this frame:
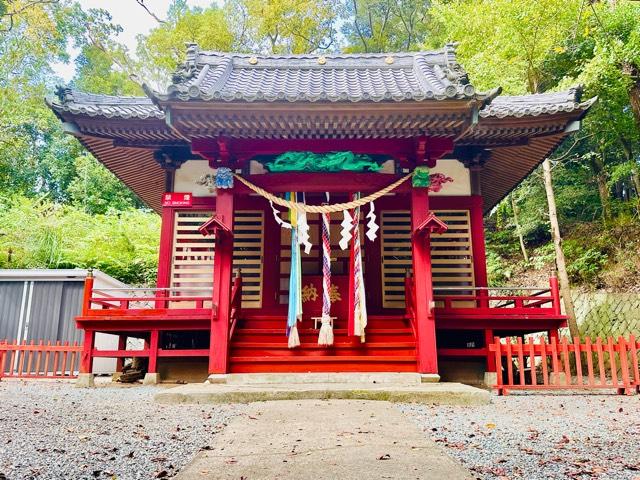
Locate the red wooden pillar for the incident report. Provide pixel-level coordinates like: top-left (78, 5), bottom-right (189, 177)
top-left (470, 195), bottom-right (488, 288)
top-left (470, 195), bottom-right (494, 372)
top-left (484, 329), bottom-right (496, 372)
top-left (156, 206), bottom-right (175, 308)
top-left (80, 329), bottom-right (94, 374)
top-left (148, 330), bottom-right (159, 374)
top-left (470, 195), bottom-right (488, 310)
top-left (411, 188), bottom-right (438, 374)
top-left (209, 189), bottom-right (235, 374)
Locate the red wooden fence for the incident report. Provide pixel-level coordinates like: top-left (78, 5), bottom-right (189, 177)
top-left (489, 336), bottom-right (640, 395)
top-left (0, 340), bottom-right (83, 379)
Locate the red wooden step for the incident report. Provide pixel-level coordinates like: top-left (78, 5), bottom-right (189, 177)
top-left (239, 320), bottom-right (409, 330)
top-left (229, 355), bottom-right (417, 373)
top-left (232, 328), bottom-right (414, 343)
top-left (231, 342), bottom-right (416, 357)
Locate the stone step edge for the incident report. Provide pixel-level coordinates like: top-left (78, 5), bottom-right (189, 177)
top-left (205, 372), bottom-right (440, 385)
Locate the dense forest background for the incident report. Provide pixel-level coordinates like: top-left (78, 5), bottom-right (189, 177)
top-left (1, 0), bottom-right (640, 289)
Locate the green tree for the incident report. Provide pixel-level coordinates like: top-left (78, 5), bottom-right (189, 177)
top-left (342, 0), bottom-right (431, 53)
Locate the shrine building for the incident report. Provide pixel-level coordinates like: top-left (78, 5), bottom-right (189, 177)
top-left (47, 44), bottom-right (594, 383)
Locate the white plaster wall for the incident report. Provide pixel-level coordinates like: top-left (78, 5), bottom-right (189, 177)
top-left (174, 160), bottom-right (216, 197)
top-left (430, 159), bottom-right (470, 196)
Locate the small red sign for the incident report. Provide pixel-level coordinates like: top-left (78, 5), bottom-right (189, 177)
top-left (162, 192), bottom-right (193, 207)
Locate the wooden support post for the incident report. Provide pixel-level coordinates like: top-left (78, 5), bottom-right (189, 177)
top-left (148, 330), bottom-right (159, 374)
top-left (484, 329), bottom-right (496, 372)
top-left (470, 196), bottom-right (489, 308)
top-left (156, 206), bottom-right (175, 308)
top-left (80, 329), bottom-right (94, 374)
top-left (549, 276), bottom-right (562, 315)
top-left (81, 274), bottom-right (94, 316)
top-left (115, 335), bottom-right (126, 372)
top-left (411, 188), bottom-right (438, 374)
top-left (209, 189), bottom-right (235, 374)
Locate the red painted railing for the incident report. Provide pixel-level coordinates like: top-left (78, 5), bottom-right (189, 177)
top-left (82, 274), bottom-right (214, 317)
top-left (228, 274), bottom-right (243, 339)
top-left (435, 277), bottom-right (563, 317)
top-left (489, 335), bottom-right (640, 395)
top-left (0, 340), bottom-right (83, 379)
top-left (404, 276), bottom-right (418, 338)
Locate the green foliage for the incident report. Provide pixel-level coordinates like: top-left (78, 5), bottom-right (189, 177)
top-left (341, 0), bottom-right (431, 53)
top-left (136, 5), bottom-right (236, 88)
top-left (563, 241), bottom-right (608, 284)
top-left (486, 250), bottom-right (512, 287)
top-left (66, 154), bottom-right (143, 214)
top-left (228, 0), bottom-right (340, 54)
top-left (0, 195), bottom-right (160, 285)
top-left (428, 0), bottom-right (582, 94)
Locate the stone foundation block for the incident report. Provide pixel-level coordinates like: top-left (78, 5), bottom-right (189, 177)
top-left (420, 374), bottom-right (441, 383)
top-left (483, 372), bottom-right (497, 387)
top-left (75, 373), bottom-right (95, 388)
top-left (206, 374), bottom-right (228, 384)
top-left (143, 373), bottom-right (160, 385)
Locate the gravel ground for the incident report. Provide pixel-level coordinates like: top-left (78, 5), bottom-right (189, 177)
top-left (0, 380), bottom-right (244, 480)
top-left (400, 394), bottom-right (640, 480)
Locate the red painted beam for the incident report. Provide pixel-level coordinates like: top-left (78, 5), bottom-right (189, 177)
top-left (437, 348), bottom-right (488, 357)
top-left (92, 349), bottom-right (149, 358)
top-left (157, 349), bottom-right (210, 357)
top-left (234, 173), bottom-right (413, 194)
top-left (192, 136), bottom-right (454, 167)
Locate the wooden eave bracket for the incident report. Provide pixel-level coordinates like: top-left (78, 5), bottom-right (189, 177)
top-left (199, 215), bottom-right (232, 237)
top-left (414, 212), bottom-right (448, 236)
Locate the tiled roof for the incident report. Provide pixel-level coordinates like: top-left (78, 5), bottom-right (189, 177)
top-left (151, 43), bottom-right (487, 103)
top-left (47, 84), bottom-right (593, 123)
top-left (47, 88), bottom-right (165, 120)
top-left (480, 87), bottom-right (595, 118)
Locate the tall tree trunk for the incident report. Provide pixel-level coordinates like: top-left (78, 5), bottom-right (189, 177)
top-left (542, 159), bottom-right (580, 339)
top-left (628, 77), bottom-right (640, 126)
top-left (631, 168), bottom-right (640, 215)
top-left (510, 194), bottom-right (529, 262)
top-left (591, 152), bottom-right (611, 221)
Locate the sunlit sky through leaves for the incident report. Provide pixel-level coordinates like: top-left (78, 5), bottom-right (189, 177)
top-left (53, 0), bottom-right (214, 81)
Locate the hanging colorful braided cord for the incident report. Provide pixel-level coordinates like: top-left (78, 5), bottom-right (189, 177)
top-left (318, 193), bottom-right (334, 346)
top-left (287, 192), bottom-right (302, 348)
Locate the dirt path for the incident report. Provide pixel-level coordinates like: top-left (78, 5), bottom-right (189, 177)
top-left (175, 399), bottom-right (473, 480)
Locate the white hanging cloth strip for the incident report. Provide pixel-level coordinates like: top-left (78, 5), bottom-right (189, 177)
top-left (365, 201), bottom-right (379, 242)
top-left (339, 210), bottom-right (353, 250)
top-left (269, 200), bottom-right (291, 229)
top-left (297, 194), bottom-right (312, 255)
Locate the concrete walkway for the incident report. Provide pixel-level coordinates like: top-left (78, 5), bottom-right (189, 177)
top-left (175, 400), bottom-right (474, 480)
top-left (154, 377), bottom-right (490, 406)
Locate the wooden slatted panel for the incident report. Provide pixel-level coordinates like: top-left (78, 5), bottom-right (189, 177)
top-left (381, 211), bottom-right (412, 308)
top-left (431, 210), bottom-right (475, 296)
top-left (233, 210), bottom-right (264, 308)
top-left (380, 210), bottom-right (474, 308)
top-left (171, 211), bottom-right (215, 293)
